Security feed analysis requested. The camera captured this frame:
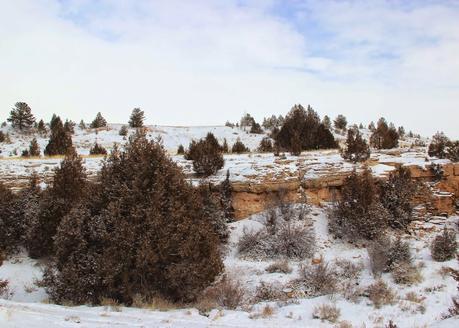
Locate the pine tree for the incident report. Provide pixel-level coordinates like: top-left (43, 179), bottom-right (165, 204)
top-left (231, 138), bottom-right (250, 154)
top-left (220, 170), bottom-right (234, 222)
top-left (78, 120), bottom-right (86, 130)
top-left (8, 102), bottom-right (35, 130)
top-left (334, 114), bottom-right (347, 131)
top-left (44, 116), bottom-right (73, 156)
top-left (29, 138), bottom-right (40, 157)
top-left (258, 137), bottom-right (273, 152)
top-left (119, 125), bottom-right (128, 136)
top-left (370, 118), bottom-right (399, 149)
top-left (128, 108), bottom-right (145, 128)
top-left (177, 144), bottom-right (185, 155)
top-left (187, 133), bottom-right (224, 176)
top-left (64, 120), bottom-right (75, 135)
top-left (341, 128), bottom-right (370, 163)
top-left (428, 132), bottom-right (450, 159)
top-left (222, 138), bottom-right (229, 153)
top-left (37, 119), bottom-right (47, 135)
top-left (90, 112), bottom-right (107, 129)
top-left (322, 115), bottom-right (332, 130)
top-left (89, 142), bottom-right (107, 155)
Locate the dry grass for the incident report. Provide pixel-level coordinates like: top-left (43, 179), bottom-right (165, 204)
top-left (392, 263), bottom-right (423, 285)
top-left (100, 297), bottom-right (122, 312)
top-left (253, 282), bottom-right (286, 303)
top-left (200, 275), bottom-right (245, 310)
top-left (249, 305), bottom-right (276, 319)
top-left (312, 303), bottom-right (341, 323)
top-left (296, 262), bottom-right (338, 296)
top-left (367, 280), bottom-right (397, 309)
top-left (265, 260), bottom-right (292, 274)
top-left (131, 294), bottom-right (177, 311)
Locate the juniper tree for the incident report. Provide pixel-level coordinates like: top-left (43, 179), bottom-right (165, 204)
top-left (446, 141), bottom-right (459, 162)
top-left (187, 133), bottom-right (224, 176)
top-left (341, 128), bottom-right (370, 163)
top-left (177, 144), bottom-right (185, 155)
top-left (89, 142), bottom-right (107, 155)
top-left (42, 133), bottom-right (222, 304)
top-left (90, 112), bottom-right (107, 128)
top-left (334, 114), bottom-right (347, 131)
top-left (119, 125), bottom-right (128, 136)
top-left (64, 120), bottom-right (75, 135)
top-left (78, 120), bottom-right (86, 130)
top-left (370, 118), bottom-right (399, 149)
top-left (250, 122), bottom-right (263, 134)
top-left (128, 108), bottom-right (145, 128)
top-left (26, 148), bottom-right (87, 258)
top-left (44, 116), bottom-right (73, 156)
top-left (8, 102), bottom-right (35, 130)
top-left (37, 119), bottom-right (47, 135)
top-left (29, 138), bottom-right (40, 157)
top-left (428, 132), bottom-right (450, 159)
top-left (258, 137), bottom-right (273, 152)
top-left (221, 138), bottom-right (229, 153)
top-left (231, 138), bottom-right (250, 154)
top-left (322, 115), bottom-right (332, 130)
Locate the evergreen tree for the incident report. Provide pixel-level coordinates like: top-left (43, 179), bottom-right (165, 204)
top-left (334, 114), bottom-right (347, 131)
top-left (119, 125), bottom-right (128, 136)
top-left (26, 149), bottom-right (86, 258)
top-left (78, 120), bottom-right (86, 130)
top-left (221, 138), bottom-right (229, 153)
top-left (90, 112), bottom-right (107, 129)
top-left (250, 122), bottom-right (263, 134)
top-left (186, 133), bottom-right (224, 176)
top-left (7, 102), bottom-right (35, 130)
top-left (258, 137), bottom-right (273, 152)
top-left (128, 108), bottom-right (145, 128)
top-left (177, 144), bottom-right (185, 155)
top-left (370, 118), bottom-right (399, 149)
top-left (446, 141), bottom-right (459, 162)
top-left (42, 134), bottom-right (222, 304)
top-left (322, 115), bottom-right (332, 130)
top-left (29, 138), bottom-right (40, 157)
top-left (231, 138), bottom-right (250, 154)
top-left (64, 119), bottom-right (75, 135)
top-left (89, 142), bottom-right (107, 155)
top-left (341, 128), bottom-right (370, 163)
top-left (37, 119), bottom-right (47, 135)
top-left (44, 116), bottom-right (73, 156)
top-left (428, 132), bottom-right (450, 159)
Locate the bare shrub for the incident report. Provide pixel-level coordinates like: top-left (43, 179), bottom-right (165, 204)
top-left (368, 237), bottom-right (412, 277)
top-left (253, 282), bottom-right (285, 303)
top-left (296, 262), bottom-right (338, 296)
top-left (200, 275), bottom-right (245, 310)
top-left (312, 303), bottom-right (341, 323)
top-left (266, 260), bottom-right (292, 274)
top-left (392, 263), bottom-right (423, 285)
top-left (431, 227), bottom-right (457, 262)
top-left (367, 280), bottom-right (397, 309)
top-left (0, 279), bottom-right (12, 300)
top-left (249, 304), bottom-right (275, 319)
top-left (237, 208), bottom-right (315, 261)
top-left (334, 259), bottom-right (364, 302)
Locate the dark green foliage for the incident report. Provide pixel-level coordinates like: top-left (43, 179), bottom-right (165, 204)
top-left (42, 134), bottom-right (223, 304)
top-left (240, 113), bottom-right (255, 128)
top-left (379, 166), bottom-right (417, 230)
top-left (26, 149), bottom-right (87, 258)
top-left (250, 122), bottom-right (263, 134)
top-left (7, 102), bottom-right (35, 130)
top-left (322, 115), bottom-right (332, 130)
top-left (0, 131), bottom-right (5, 143)
top-left (37, 119), bottom-right (47, 135)
top-left (89, 142), bottom-right (107, 155)
top-left (262, 115), bottom-right (284, 130)
top-left (231, 138), bottom-right (250, 154)
top-left (220, 170), bottom-right (234, 222)
top-left (334, 114), bottom-right (347, 130)
top-left (275, 104), bottom-right (337, 154)
top-left (258, 137), bottom-right (273, 152)
top-left (90, 112), bottom-right (107, 128)
top-left (186, 133), bottom-right (224, 176)
top-left (44, 116), bottom-right (73, 156)
top-left (64, 120), bottom-right (75, 135)
top-left (119, 125), bottom-right (128, 136)
top-left (431, 227), bottom-right (457, 262)
top-left (29, 138), bottom-right (40, 157)
top-left (341, 128), bottom-right (370, 163)
top-left (446, 141), bottom-right (459, 162)
top-left (428, 132), bottom-right (450, 158)
top-left (177, 144), bottom-right (185, 155)
top-left (198, 183), bottom-right (229, 243)
top-left (370, 118), bottom-right (399, 149)
top-left (129, 108), bottom-right (145, 128)
top-left (78, 120), bottom-right (86, 130)
top-left (222, 138), bottom-right (229, 153)
top-left (329, 167), bottom-right (389, 240)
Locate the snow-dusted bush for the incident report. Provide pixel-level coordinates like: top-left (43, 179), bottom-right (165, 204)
top-left (265, 260), bottom-right (292, 274)
top-left (89, 142), bottom-right (107, 155)
top-left (296, 262), bottom-right (338, 296)
top-left (186, 133), bottom-right (224, 176)
top-left (200, 275), bottom-right (246, 310)
top-left (380, 166), bottom-right (418, 230)
top-left (237, 207), bottom-right (315, 260)
top-left (431, 227), bottom-right (457, 262)
top-left (329, 167), bottom-right (389, 240)
top-left (368, 237), bottom-right (412, 277)
top-left (312, 303), bottom-right (341, 323)
top-left (253, 281), bottom-right (286, 303)
top-left (392, 263), bottom-right (423, 285)
top-left (367, 280), bottom-right (397, 309)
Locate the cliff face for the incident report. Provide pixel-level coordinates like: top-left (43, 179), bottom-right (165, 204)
top-left (230, 163), bottom-right (459, 220)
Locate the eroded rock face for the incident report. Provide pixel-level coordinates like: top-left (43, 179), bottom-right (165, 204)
top-left (230, 163), bottom-right (459, 220)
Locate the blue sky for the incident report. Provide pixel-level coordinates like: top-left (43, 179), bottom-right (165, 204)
top-left (1, 0), bottom-right (459, 137)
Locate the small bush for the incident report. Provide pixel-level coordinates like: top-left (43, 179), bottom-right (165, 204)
top-left (312, 303), bottom-right (341, 323)
top-left (296, 262), bottom-right (338, 296)
top-left (367, 280), bottom-right (397, 309)
top-left (0, 279), bottom-right (12, 300)
top-left (186, 133), bottom-right (224, 176)
top-left (231, 138), bottom-right (250, 154)
top-left (257, 137), bottom-right (273, 152)
top-left (392, 263), bottom-right (423, 285)
top-left (0, 131), bottom-right (5, 143)
top-left (253, 281), bottom-right (286, 303)
top-left (119, 125), bottom-right (128, 136)
top-left (265, 260), bottom-right (292, 274)
top-left (431, 227), bottom-right (457, 262)
top-left (177, 144), bottom-right (184, 155)
top-left (89, 142), bottom-right (107, 155)
top-left (368, 237), bottom-right (412, 276)
top-left (201, 275), bottom-right (245, 310)
top-left (334, 259), bottom-right (363, 281)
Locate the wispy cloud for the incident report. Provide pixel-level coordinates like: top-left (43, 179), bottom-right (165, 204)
top-left (0, 0), bottom-right (458, 137)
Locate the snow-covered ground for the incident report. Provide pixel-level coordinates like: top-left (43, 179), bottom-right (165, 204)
top-left (1, 207), bottom-right (458, 327)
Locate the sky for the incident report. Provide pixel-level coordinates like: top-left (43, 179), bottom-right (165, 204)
top-left (0, 0), bottom-right (458, 138)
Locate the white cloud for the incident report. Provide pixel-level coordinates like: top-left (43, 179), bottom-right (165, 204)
top-left (0, 0), bottom-right (458, 138)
